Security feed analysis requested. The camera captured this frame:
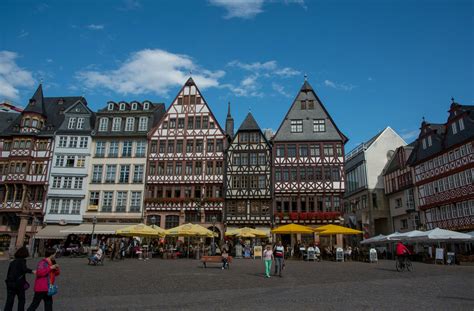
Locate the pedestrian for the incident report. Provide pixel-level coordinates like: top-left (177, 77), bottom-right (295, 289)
top-left (263, 245), bottom-right (273, 278)
top-left (27, 248), bottom-right (60, 311)
top-left (4, 246), bottom-right (35, 311)
top-left (221, 249), bottom-right (229, 270)
top-left (273, 241), bottom-right (285, 277)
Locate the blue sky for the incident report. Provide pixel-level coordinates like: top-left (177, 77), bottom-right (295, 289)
top-left (1, 0), bottom-right (472, 151)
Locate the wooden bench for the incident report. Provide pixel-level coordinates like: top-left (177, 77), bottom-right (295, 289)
top-left (201, 255), bottom-right (233, 268)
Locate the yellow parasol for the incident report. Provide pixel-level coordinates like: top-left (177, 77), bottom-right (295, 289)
top-left (271, 223), bottom-right (315, 234)
top-left (316, 224), bottom-right (363, 235)
top-left (116, 223), bottom-right (166, 237)
top-left (225, 227), bottom-right (268, 238)
top-left (165, 223), bottom-right (217, 237)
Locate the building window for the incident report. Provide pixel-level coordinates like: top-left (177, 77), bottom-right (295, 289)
top-left (136, 141), bottom-right (146, 157)
top-left (66, 155), bottom-right (75, 167)
top-left (138, 117), bottom-right (148, 131)
top-left (116, 191), bottom-right (128, 212)
top-left (186, 140), bottom-right (193, 153)
top-left (459, 118), bottom-right (465, 131)
top-left (119, 103), bottom-right (126, 111)
top-left (169, 118), bottom-right (176, 129)
top-left (133, 165), bottom-right (144, 183)
top-left (58, 136), bottom-right (67, 148)
top-left (313, 119), bottom-right (325, 132)
top-left (187, 116), bottom-right (194, 129)
top-left (77, 118), bottom-right (85, 129)
top-left (131, 102), bottom-right (138, 110)
top-left (109, 141), bottom-right (119, 157)
top-left (165, 215), bottom-right (179, 229)
top-left (69, 137), bottom-right (78, 148)
top-left (89, 191), bottom-right (100, 206)
top-left (122, 141), bottom-right (133, 157)
top-left (105, 165), bottom-right (117, 183)
top-left (112, 118), bottom-right (122, 132)
top-left (143, 102), bottom-right (150, 110)
top-left (119, 165), bottom-right (130, 183)
top-left (92, 165), bottom-right (103, 183)
top-left (74, 177), bottom-right (83, 189)
top-left (290, 120), bottom-right (303, 133)
top-left (195, 140), bottom-right (203, 152)
top-left (95, 141), bottom-right (106, 157)
top-left (336, 144), bottom-right (342, 156)
top-left (287, 145), bottom-right (296, 157)
top-left (130, 192), bottom-right (141, 212)
top-left (99, 118), bottom-right (108, 132)
top-left (108, 103), bottom-right (114, 110)
top-left (178, 118), bottom-right (185, 129)
top-left (323, 144), bottom-right (334, 157)
top-left (451, 122), bottom-right (457, 134)
top-left (50, 199), bottom-right (60, 214)
top-left (60, 199), bottom-right (70, 214)
top-left (102, 192), bottom-right (113, 212)
top-left (67, 117), bottom-right (77, 129)
top-left (71, 200), bottom-right (81, 215)
top-left (301, 100), bottom-right (306, 110)
top-left (125, 117), bottom-right (135, 131)
top-left (52, 177), bottom-right (61, 188)
top-left (422, 138), bottom-right (427, 150)
top-left (395, 198), bottom-right (402, 209)
top-left (76, 156), bottom-right (85, 168)
top-left (55, 156), bottom-right (64, 167)
top-left (79, 137), bottom-right (88, 148)
top-left (427, 135), bottom-right (432, 147)
top-left (63, 177), bottom-right (73, 189)
top-left (176, 140), bottom-right (183, 153)
top-left (298, 145), bottom-right (308, 157)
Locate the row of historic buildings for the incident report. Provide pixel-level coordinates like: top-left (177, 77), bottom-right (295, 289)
top-left (0, 77), bottom-right (472, 251)
top-left (0, 78), bottom-right (347, 249)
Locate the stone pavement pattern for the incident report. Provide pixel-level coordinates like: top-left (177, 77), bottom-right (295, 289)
top-left (1, 258), bottom-right (473, 310)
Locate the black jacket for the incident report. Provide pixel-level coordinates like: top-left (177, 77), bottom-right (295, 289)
top-left (5, 258), bottom-right (33, 289)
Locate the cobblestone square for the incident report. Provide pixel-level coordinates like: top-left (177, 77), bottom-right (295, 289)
top-left (1, 258), bottom-right (473, 310)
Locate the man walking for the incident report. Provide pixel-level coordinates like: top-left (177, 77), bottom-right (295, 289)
top-left (274, 241), bottom-right (285, 277)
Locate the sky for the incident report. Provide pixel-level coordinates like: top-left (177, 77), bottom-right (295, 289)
top-left (0, 0), bottom-right (472, 151)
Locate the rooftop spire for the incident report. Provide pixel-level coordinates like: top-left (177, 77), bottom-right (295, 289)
top-left (227, 101), bottom-right (231, 118)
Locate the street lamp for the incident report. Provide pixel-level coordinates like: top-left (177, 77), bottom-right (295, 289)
top-left (91, 216), bottom-right (97, 246)
top-left (211, 215), bottom-right (217, 255)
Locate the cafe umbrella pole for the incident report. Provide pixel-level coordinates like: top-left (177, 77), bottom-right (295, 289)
top-left (91, 216), bottom-right (97, 246)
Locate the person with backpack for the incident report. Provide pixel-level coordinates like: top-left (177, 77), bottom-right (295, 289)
top-left (4, 246), bottom-right (35, 311)
top-left (27, 248), bottom-right (60, 311)
top-left (273, 241), bottom-right (285, 277)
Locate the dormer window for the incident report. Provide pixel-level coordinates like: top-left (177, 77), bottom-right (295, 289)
top-left (313, 119), bottom-right (325, 132)
top-left (108, 103), bottom-right (114, 111)
top-left (131, 102), bottom-right (138, 110)
top-left (32, 119), bottom-right (38, 128)
top-left (77, 118), bottom-right (85, 129)
top-left (22, 118), bottom-right (31, 127)
top-left (459, 118), bottom-right (465, 131)
top-left (99, 118), bottom-right (108, 132)
top-left (427, 135), bottom-right (432, 147)
top-left (422, 138), bottom-right (427, 150)
top-left (301, 100), bottom-right (306, 110)
top-left (112, 117), bottom-right (122, 131)
top-left (451, 122), bottom-right (458, 134)
top-left (143, 102), bottom-right (150, 110)
top-left (120, 103), bottom-right (126, 111)
top-left (68, 117), bottom-right (77, 129)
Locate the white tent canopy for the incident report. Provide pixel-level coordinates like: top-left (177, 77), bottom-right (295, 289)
top-left (360, 234), bottom-right (386, 245)
top-left (409, 228), bottom-right (473, 242)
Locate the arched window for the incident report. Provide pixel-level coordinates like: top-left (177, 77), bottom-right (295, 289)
top-left (120, 103), bottom-right (126, 111)
top-left (131, 102), bottom-right (138, 110)
top-left (32, 119), bottom-right (38, 128)
top-left (108, 103), bottom-right (114, 111)
top-left (143, 102), bottom-right (150, 110)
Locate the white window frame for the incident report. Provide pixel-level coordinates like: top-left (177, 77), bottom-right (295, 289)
top-left (69, 137), bottom-right (78, 148)
top-left (119, 103), bottom-right (126, 111)
top-left (313, 119), bottom-right (326, 132)
top-left (108, 103), bottom-right (114, 111)
top-left (131, 102), bottom-right (138, 110)
top-left (290, 120), bottom-right (303, 133)
top-left (143, 102), bottom-right (150, 110)
top-left (71, 199), bottom-right (81, 215)
top-left (427, 135), bottom-right (432, 147)
top-left (79, 137), bottom-right (88, 148)
top-left (112, 117), bottom-right (122, 132)
top-left (77, 117), bottom-right (85, 129)
top-left (50, 199), bottom-right (60, 214)
top-left (459, 118), bottom-right (465, 131)
top-left (58, 136), bottom-right (67, 148)
top-left (125, 117), bottom-right (135, 131)
top-left (68, 117), bottom-right (77, 129)
top-left (99, 118), bottom-right (108, 132)
top-left (138, 117), bottom-right (148, 131)
top-left (452, 122), bottom-right (457, 134)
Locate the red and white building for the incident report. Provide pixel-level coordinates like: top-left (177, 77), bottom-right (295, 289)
top-left (145, 78), bottom-right (227, 236)
top-left (407, 102), bottom-right (473, 231)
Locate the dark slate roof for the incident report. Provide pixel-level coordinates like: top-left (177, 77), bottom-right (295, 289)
top-left (0, 112), bottom-right (19, 133)
top-left (1, 86), bottom-right (87, 137)
top-left (238, 112), bottom-right (260, 132)
top-left (23, 84), bottom-right (45, 115)
top-left (383, 145), bottom-right (414, 175)
top-left (407, 122), bottom-right (446, 165)
top-left (444, 103), bottom-right (474, 149)
top-left (273, 80), bottom-right (348, 143)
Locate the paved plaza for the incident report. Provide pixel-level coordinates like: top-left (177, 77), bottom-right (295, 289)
top-left (1, 257), bottom-right (473, 310)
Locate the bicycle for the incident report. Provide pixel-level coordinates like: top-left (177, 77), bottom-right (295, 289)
top-left (396, 256), bottom-right (413, 272)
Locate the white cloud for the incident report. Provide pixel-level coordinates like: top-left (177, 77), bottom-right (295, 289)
top-left (400, 129), bottom-right (419, 141)
top-left (87, 24), bottom-right (104, 30)
top-left (275, 67), bottom-right (300, 77)
top-left (368, 77), bottom-right (373, 81)
top-left (117, 0), bottom-right (142, 11)
top-left (228, 59), bottom-right (300, 77)
top-left (272, 82), bottom-right (291, 97)
top-left (76, 49), bottom-right (224, 97)
top-left (18, 30), bottom-right (29, 39)
top-left (209, 0), bottom-right (264, 19)
top-left (324, 79), bottom-right (356, 91)
top-left (0, 51), bottom-right (35, 100)
top-left (46, 59), bottom-right (53, 63)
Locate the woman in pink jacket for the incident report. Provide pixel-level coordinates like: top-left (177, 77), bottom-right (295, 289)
top-left (27, 248), bottom-right (60, 311)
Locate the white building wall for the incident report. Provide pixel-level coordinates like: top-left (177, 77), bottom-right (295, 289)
top-left (365, 127), bottom-right (407, 189)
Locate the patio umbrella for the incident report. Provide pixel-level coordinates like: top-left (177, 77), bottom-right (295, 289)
top-left (271, 224), bottom-right (315, 234)
top-left (360, 234), bottom-right (387, 245)
top-left (408, 228), bottom-right (473, 242)
top-left (317, 224), bottom-right (363, 235)
top-left (225, 227), bottom-right (268, 238)
top-left (116, 223), bottom-right (166, 237)
top-left (165, 223), bottom-right (217, 258)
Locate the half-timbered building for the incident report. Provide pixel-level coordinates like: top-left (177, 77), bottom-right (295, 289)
top-left (407, 101), bottom-right (473, 231)
top-left (272, 80), bottom-right (348, 229)
top-left (145, 78), bottom-right (226, 236)
top-left (224, 111), bottom-right (272, 231)
top-left (0, 85), bottom-right (86, 249)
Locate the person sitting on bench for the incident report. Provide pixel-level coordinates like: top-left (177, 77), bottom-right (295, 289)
top-left (89, 247), bottom-right (103, 265)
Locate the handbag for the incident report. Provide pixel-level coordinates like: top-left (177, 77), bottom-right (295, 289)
top-left (47, 271), bottom-right (58, 296)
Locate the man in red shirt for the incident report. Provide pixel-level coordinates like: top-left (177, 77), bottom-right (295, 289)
top-left (396, 241), bottom-right (410, 268)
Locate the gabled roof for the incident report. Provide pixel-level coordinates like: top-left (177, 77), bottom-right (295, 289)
top-left (23, 84), bottom-right (45, 115)
top-left (238, 112), bottom-right (260, 132)
top-left (273, 80), bottom-right (348, 143)
top-left (383, 144), bottom-right (414, 175)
